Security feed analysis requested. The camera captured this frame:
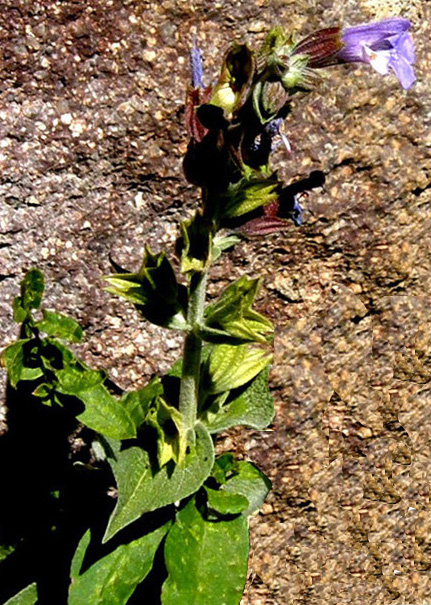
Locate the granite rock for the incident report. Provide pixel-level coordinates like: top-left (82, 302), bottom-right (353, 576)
top-left (1, 1), bottom-right (430, 602)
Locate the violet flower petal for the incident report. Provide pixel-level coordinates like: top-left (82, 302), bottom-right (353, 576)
top-left (191, 42), bottom-right (204, 88)
top-left (389, 52), bottom-right (416, 89)
top-left (389, 31), bottom-right (416, 63)
top-left (340, 17), bottom-right (411, 60)
top-left (338, 17), bottom-right (416, 89)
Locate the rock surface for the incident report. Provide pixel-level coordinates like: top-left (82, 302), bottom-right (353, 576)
top-left (1, 0), bottom-right (431, 603)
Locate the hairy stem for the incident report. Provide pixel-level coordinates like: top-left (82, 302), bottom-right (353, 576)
top-left (179, 271), bottom-right (207, 443)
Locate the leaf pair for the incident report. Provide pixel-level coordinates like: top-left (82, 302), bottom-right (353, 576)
top-left (70, 455), bottom-right (269, 604)
top-left (204, 275), bottom-right (274, 344)
top-left (105, 248), bottom-right (188, 329)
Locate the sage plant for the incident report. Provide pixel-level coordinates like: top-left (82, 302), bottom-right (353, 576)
top-left (0, 17), bottom-right (415, 605)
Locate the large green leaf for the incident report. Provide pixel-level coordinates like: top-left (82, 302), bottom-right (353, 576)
top-left (103, 422), bottom-right (214, 542)
top-left (4, 583), bottom-right (38, 605)
top-left (162, 499), bottom-right (249, 605)
top-left (201, 367), bottom-right (274, 433)
top-left (204, 344), bottom-right (272, 394)
top-left (36, 310), bottom-right (83, 343)
top-left (55, 367), bottom-right (136, 440)
top-left (69, 523), bottom-right (170, 604)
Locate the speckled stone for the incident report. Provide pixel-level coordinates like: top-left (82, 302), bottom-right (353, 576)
top-left (1, 1), bottom-right (431, 603)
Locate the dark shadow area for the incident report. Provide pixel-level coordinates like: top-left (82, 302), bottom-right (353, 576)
top-left (0, 382), bottom-right (115, 604)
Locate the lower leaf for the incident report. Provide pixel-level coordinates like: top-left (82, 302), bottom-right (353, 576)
top-left (162, 498), bottom-right (249, 605)
top-left (69, 523), bottom-right (170, 605)
top-left (4, 583), bottom-right (38, 605)
top-left (103, 423), bottom-right (214, 542)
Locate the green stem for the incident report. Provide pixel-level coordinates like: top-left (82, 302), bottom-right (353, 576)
top-left (179, 271), bottom-right (208, 443)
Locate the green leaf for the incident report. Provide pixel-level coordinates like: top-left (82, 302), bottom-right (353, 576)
top-left (221, 176), bottom-right (279, 219)
top-left (179, 212), bottom-right (213, 273)
top-left (36, 310), bottom-right (83, 343)
top-left (105, 248), bottom-right (188, 329)
top-left (55, 367), bottom-right (136, 440)
top-left (205, 486), bottom-right (249, 515)
top-left (69, 523), bottom-right (170, 605)
top-left (103, 423), bottom-right (214, 542)
top-left (0, 544), bottom-right (16, 563)
top-left (205, 276), bottom-right (273, 343)
top-left (12, 297), bottom-right (28, 323)
top-left (122, 377), bottom-right (164, 429)
top-left (162, 498), bottom-right (249, 605)
top-left (211, 234), bottom-right (240, 262)
top-left (166, 358), bottom-right (183, 379)
top-left (21, 269), bottom-right (44, 311)
top-left (204, 344), bottom-right (272, 394)
top-left (146, 396), bottom-right (187, 467)
top-left (4, 583), bottom-right (38, 605)
top-left (1, 340), bottom-right (36, 388)
top-left (2, 340), bottom-right (26, 388)
top-left (32, 383), bottom-right (53, 399)
top-left (201, 367), bottom-right (274, 433)
top-left (222, 461), bottom-right (271, 517)
top-left (199, 325), bottom-right (253, 346)
top-left (76, 385), bottom-right (135, 440)
top-left (70, 530), bottom-right (91, 580)
top-left (20, 366), bottom-right (44, 383)
top-left (40, 337), bottom-right (76, 369)
top-left (210, 456), bottom-right (271, 517)
top-left (211, 453), bottom-right (237, 485)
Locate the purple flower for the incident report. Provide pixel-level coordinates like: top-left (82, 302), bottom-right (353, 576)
top-left (338, 17), bottom-right (416, 89)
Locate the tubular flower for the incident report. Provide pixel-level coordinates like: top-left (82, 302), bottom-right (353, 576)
top-left (337, 17), bottom-right (416, 89)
